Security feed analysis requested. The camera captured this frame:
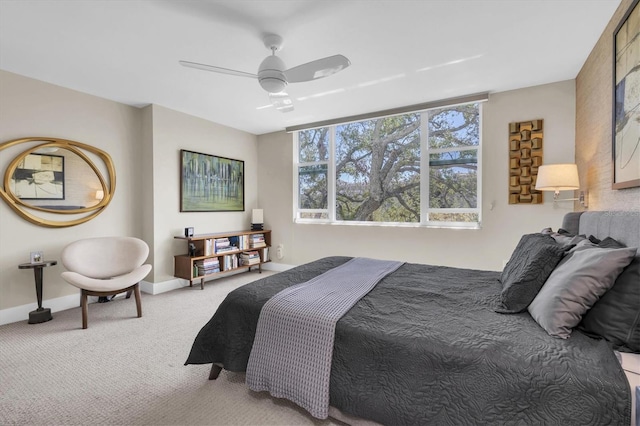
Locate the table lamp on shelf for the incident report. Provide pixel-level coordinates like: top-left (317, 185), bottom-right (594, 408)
top-left (251, 209), bottom-right (264, 231)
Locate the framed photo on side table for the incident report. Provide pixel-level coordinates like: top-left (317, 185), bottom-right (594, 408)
top-left (30, 251), bottom-right (43, 264)
top-left (613, 0), bottom-right (640, 189)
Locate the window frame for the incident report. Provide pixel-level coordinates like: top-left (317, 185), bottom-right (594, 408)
top-left (293, 102), bottom-right (482, 229)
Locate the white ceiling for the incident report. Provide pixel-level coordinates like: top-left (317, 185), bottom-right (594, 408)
top-left (0, 0), bottom-right (621, 135)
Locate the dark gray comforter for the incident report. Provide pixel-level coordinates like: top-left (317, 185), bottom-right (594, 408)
top-left (185, 256), bottom-right (631, 425)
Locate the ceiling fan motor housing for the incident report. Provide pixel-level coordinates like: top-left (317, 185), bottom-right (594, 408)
top-left (258, 55), bottom-right (287, 93)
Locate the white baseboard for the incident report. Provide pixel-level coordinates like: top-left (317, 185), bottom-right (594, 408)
top-left (1, 266), bottom-right (295, 326)
top-left (139, 278), bottom-right (186, 295)
top-left (0, 293), bottom-right (80, 326)
top-left (141, 264), bottom-right (295, 294)
top-left (0, 280), bottom-right (158, 326)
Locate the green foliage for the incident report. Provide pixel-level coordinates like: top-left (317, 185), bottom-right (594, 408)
top-left (298, 103), bottom-right (480, 223)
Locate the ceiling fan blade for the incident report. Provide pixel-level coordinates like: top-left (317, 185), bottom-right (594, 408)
top-left (179, 60), bottom-right (257, 79)
top-left (284, 54), bottom-right (351, 83)
top-left (269, 92), bottom-right (294, 113)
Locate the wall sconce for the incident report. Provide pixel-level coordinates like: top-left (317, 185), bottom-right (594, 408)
top-left (535, 163), bottom-right (587, 207)
top-left (251, 209), bottom-right (264, 231)
top-left (95, 190), bottom-right (104, 201)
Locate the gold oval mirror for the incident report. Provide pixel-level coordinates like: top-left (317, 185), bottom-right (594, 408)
top-left (0, 137), bottom-right (116, 227)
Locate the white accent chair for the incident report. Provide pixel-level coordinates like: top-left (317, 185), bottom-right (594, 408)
top-left (61, 237), bottom-right (152, 329)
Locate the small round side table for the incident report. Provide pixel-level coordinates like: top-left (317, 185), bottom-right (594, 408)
top-left (18, 260), bottom-right (57, 324)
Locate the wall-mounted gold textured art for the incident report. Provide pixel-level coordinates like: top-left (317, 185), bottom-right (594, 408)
top-left (509, 119), bottom-right (543, 204)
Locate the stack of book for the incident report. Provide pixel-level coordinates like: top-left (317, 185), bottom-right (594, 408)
top-left (215, 238), bottom-right (234, 253)
top-left (250, 234), bottom-right (266, 248)
top-left (194, 258), bottom-right (220, 276)
top-left (240, 251), bottom-right (261, 266)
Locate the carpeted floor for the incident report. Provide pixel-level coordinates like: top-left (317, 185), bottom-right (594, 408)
top-left (0, 270), bottom-right (344, 426)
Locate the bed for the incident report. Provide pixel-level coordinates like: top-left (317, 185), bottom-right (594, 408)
top-left (185, 211), bottom-right (639, 425)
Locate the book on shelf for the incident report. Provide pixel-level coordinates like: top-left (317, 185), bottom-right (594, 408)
top-left (240, 250), bottom-right (261, 266)
top-left (227, 235), bottom-right (250, 250)
top-left (261, 247), bottom-right (269, 262)
top-left (193, 258), bottom-right (220, 276)
top-left (222, 254), bottom-right (239, 270)
top-left (194, 258), bottom-right (220, 267)
top-left (204, 238), bottom-right (214, 256)
top-left (215, 246), bottom-right (236, 253)
top-left (249, 233), bottom-right (266, 248)
top-left (215, 238), bottom-right (234, 253)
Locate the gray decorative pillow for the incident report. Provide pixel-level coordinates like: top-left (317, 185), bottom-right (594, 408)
top-left (579, 236), bottom-right (640, 352)
top-left (496, 234), bottom-right (567, 314)
top-left (528, 246), bottom-right (638, 339)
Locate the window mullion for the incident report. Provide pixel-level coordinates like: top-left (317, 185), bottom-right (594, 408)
top-left (293, 132), bottom-right (300, 221)
top-left (420, 111), bottom-right (429, 224)
top-left (329, 126), bottom-right (336, 221)
top-left (477, 105), bottom-right (483, 225)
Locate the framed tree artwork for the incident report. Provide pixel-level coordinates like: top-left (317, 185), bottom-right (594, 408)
top-left (180, 149), bottom-right (244, 212)
top-left (613, 0), bottom-right (640, 189)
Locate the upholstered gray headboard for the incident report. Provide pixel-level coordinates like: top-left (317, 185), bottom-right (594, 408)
top-left (562, 211), bottom-right (640, 249)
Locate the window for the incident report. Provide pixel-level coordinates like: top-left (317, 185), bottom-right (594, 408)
top-left (294, 102), bottom-right (481, 228)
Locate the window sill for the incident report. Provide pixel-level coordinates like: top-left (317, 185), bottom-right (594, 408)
top-left (294, 219), bottom-right (481, 230)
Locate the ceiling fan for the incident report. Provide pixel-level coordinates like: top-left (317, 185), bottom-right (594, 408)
top-left (179, 34), bottom-right (351, 112)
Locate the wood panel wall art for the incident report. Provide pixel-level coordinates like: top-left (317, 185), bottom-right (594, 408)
top-left (509, 119), bottom-right (543, 204)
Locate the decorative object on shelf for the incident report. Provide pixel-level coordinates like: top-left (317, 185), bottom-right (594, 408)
top-left (535, 163), bottom-right (588, 207)
top-left (508, 119), bottom-right (543, 204)
top-left (0, 137), bottom-right (115, 227)
top-left (30, 251), bottom-right (43, 264)
top-left (252, 209), bottom-right (264, 231)
top-left (184, 227), bottom-right (194, 237)
top-left (613, 0), bottom-right (640, 189)
top-left (180, 150), bottom-right (245, 212)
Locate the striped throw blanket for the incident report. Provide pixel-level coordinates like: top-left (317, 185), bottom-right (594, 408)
top-left (245, 257), bottom-right (404, 419)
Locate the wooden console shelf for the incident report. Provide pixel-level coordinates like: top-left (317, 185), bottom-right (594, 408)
top-left (174, 229), bottom-right (271, 290)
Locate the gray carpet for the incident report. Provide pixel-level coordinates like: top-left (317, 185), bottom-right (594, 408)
top-left (0, 270), bottom-right (344, 426)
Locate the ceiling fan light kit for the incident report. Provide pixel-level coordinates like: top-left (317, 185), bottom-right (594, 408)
top-left (179, 33), bottom-right (350, 113)
top-left (258, 54), bottom-right (288, 93)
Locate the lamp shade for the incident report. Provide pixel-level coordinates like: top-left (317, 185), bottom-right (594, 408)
top-left (535, 164), bottom-right (579, 191)
top-left (95, 190), bottom-right (105, 200)
top-left (252, 209), bottom-right (264, 224)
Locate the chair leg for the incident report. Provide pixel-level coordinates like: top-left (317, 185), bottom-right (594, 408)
top-left (81, 290), bottom-right (88, 329)
top-left (125, 290), bottom-right (133, 299)
top-left (133, 284), bottom-right (142, 318)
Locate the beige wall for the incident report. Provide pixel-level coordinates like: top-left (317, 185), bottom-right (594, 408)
top-left (258, 80), bottom-right (577, 271)
top-left (576, 0), bottom-right (640, 211)
top-left (0, 71), bottom-right (258, 322)
top-left (148, 104), bottom-right (258, 284)
top-left (0, 70), bottom-right (143, 311)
